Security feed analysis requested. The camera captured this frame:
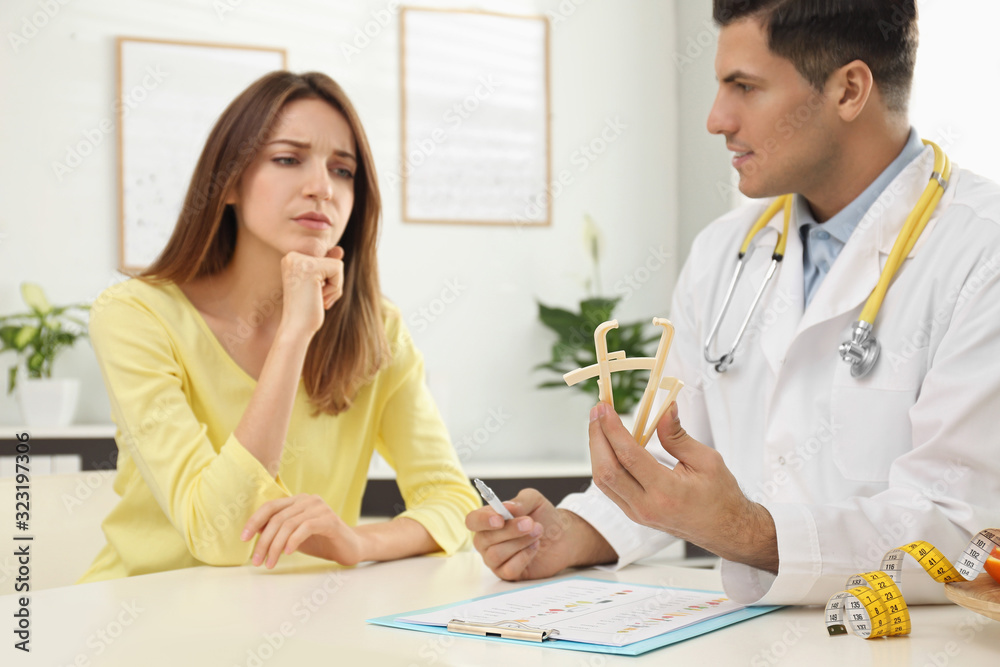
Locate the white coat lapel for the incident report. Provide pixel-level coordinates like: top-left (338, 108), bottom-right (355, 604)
top-left (756, 199), bottom-right (805, 376)
top-left (794, 146), bottom-right (944, 337)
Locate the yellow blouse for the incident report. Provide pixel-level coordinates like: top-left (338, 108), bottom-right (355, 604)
top-left (79, 279), bottom-right (478, 582)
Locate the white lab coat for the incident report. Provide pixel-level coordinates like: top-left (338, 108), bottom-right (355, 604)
top-left (560, 144), bottom-right (1000, 605)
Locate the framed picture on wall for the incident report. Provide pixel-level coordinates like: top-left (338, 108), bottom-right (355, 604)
top-left (399, 8), bottom-right (551, 226)
top-left (116, 37), bottom-right (286, 272)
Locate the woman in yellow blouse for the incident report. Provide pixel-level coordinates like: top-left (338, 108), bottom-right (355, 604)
top-left (80, 71), bottom-right (479, 582)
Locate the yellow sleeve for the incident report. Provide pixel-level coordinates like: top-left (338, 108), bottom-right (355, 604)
top-left (375, 313), bottom-right (480, 554)
top-left (90, 293), bottom-right (291, 566)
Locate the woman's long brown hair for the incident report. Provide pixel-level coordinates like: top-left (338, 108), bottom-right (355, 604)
top-left (142, 71), bottom-right (390, 415)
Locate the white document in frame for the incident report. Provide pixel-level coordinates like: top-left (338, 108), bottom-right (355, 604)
top-left (398, 578), bottom-right (745, 647)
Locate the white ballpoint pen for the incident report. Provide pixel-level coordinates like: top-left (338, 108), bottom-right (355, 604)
top-left (473, 478), bottom-right (515, 521)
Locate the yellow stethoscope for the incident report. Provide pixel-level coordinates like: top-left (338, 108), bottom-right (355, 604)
top-left (704, 139), bottom-right (951, 378)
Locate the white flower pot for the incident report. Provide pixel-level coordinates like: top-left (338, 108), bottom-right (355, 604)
top-left (16, 378), bottom-right (80, 427)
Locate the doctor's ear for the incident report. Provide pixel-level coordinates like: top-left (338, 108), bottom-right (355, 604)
top-left (828, 59), bottom-right (875, 123)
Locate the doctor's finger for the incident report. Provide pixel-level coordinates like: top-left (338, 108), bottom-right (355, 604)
top-left (490, 538), bottom-right (542, 581)
top-left (471, 514), bottom-right (542, 554)
top-left (589, 404), bottom-right (659, 492)
top-left (466, 501), bottom-right (522, 532)
top-left (654, 402), bottom-right (712, 467)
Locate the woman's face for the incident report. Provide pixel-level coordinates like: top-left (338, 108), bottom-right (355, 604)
top-left (229, 97), bottom-right (357, 259)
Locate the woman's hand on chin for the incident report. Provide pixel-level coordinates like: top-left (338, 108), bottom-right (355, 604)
top-left (277, 245), bottom-right (345, 338)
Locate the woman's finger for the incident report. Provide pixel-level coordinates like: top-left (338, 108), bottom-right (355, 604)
top-left (284, 518), bottom-right (325, 556)
top-left (264, 515), bottom-right (305, 568)
top-left (242, 496), bottom-right (296, 540)
top-left (251, 501), bottom-right (308, 565)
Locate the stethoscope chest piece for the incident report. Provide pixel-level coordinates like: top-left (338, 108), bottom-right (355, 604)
top-left (839, 320), bottom-right (880, 378)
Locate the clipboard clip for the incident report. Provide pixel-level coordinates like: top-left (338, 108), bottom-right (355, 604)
top-left (447, 619), bottom-right (558, 642)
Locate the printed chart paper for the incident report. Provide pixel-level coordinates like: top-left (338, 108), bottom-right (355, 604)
top-left (398, 578), bottom-right (743, 647)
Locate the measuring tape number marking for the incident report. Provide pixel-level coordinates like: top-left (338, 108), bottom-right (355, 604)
top-left (825, 528), bottom-right (999, 639)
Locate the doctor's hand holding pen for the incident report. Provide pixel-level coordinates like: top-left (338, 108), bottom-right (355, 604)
top-left (465, 487), bottom-right (618, 581)
top-left (588, 401), bottom-right (779, 574)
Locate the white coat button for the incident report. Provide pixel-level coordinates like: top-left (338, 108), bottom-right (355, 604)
top-left (778, 456), bottom-right (786, 465)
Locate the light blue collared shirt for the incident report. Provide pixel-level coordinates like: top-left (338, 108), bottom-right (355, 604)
top-left (799, 128), bottom-right (925, 307)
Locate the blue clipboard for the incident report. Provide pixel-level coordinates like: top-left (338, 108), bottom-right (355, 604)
top-left (367, 576), bottom-right (782, 656)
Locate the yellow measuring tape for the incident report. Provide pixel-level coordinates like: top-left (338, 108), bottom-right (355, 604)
top-left (826, 528), bottom-right (1000, 639)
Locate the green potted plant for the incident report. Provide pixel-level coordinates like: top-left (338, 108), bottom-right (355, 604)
top-left (535, 216), bottom-right (661, 415)
top-left (0, 283), bottom-right (90, 427)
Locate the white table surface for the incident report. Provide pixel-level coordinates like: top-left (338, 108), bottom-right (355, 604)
top-left (3, 548), bottom-right (998, 666)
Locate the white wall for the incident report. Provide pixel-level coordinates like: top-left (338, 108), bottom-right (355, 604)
top-left (673, 1), bottom-right (731, 268)
top-left (0, 0), bottom-right (678, 464)
top-left (909, 0), bottom-right (1000, 183)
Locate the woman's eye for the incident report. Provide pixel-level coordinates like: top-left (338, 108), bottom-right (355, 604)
top-left (273, 156), bottom-right (298, 166)
top-left (332, 167), bottom-right (354, 179)
top-left (736, 83), bottom-right (754, 93)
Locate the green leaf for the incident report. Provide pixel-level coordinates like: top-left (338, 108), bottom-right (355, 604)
top-left (0, 326), bottom-right (21, 350)
top-left (533, 361), bottom-right (569, 373)
top-left (537, 302), bottom-right (585, 339)
top-left (578, 297), bottom-right (619, 326)
top-left (536, 380), bottom-right (570, 389)
top-left (14, 326), bottom-right (37, 350)
top-left (21, 283), bottom-right (52, 315)
top-left (27, 352), bottom-right (44, 376)
top-left (7, 366), bottom-right (16, 394)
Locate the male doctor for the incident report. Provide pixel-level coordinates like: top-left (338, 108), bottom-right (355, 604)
top-left (467, 0), bottom-right (1000, 605)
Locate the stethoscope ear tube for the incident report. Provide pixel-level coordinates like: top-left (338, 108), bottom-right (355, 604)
top-left (704, 196), bottom-right (792, 373)
top-left (704, 255), bottom-right (782, 373)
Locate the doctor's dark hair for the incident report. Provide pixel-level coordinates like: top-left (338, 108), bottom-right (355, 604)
top-left (143, 71), bottom-right (390, 416)
top-left (713, 0), bottom-right (918, 113)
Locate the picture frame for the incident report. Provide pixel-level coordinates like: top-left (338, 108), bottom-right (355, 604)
top-left (399, 8), bottom-right (551, 226)
top-left (116, 36), bottom-right (286, 272)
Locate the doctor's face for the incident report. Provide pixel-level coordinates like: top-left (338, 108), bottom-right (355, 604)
top-left (707, 18), bottom-right (840, 200)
